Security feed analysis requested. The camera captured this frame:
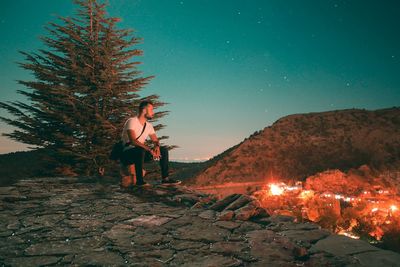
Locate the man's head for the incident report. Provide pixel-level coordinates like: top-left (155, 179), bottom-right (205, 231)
top-left (138, 100), bottom-right (154, 119)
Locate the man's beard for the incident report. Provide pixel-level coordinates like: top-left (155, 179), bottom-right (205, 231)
top-left (145, 114), bottom-right (153, 120)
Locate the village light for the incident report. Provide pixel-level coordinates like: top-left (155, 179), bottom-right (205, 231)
top-left (269, 184), bottom-right (284, 195)
top-left (252, 179), bottom-right (400, 245)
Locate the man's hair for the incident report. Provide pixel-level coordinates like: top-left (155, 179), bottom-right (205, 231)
top-left (138, 100), bottom-right (153, 114)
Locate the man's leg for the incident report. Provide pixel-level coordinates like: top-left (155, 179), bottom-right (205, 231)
top-left (159, 146), bottom-right (181, 185)
top-left (159, 146), bottom-right (169, 179)
top-left (133, 147), bottom-right (146, 185)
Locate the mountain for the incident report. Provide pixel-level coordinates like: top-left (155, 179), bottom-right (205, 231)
top-left (189, 107), bottom-right (400, 186)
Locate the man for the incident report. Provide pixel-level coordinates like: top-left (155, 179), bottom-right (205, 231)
top-left (120, 100), bottom-right (181, 187)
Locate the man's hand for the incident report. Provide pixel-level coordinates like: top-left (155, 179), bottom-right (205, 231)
top-left (151, 146), bottom-right (161, 159)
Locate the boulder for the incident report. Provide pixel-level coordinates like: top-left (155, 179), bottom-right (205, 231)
top-left (223, 195), bottom-right (253, 211)
top-left (234, 202), bottom-right (265, 221)
top-left (208, 194), bottom-right (241, 211)
top-left (217, 210), bottom-right (235, 221)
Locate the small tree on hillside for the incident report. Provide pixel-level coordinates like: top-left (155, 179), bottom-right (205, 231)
top-left (0, 0), bottom-right (170, 176)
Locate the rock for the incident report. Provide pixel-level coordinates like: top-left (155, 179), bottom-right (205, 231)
top-left (4, 256), bottom-right (60, 267)
top-left (217, 210), bottom-right (235, 221)
top-left (163, 214), bottom-right (195, 229)
top-left (267, 214), bottom-right (296, 224)
top-left (210, 241), bottom-right (248, 256)
top-left (190, 201), bottom-right (205, 209)
top-left (180, 254), bottom-right (242, 267)
top-left (131, 232), bottom-right (168, 246)
top-left (208, 194), bottom-right (241, 211)
top-left (103, 224), bottom-right (136, 241)
top-left (234, 202), bottom-right (263, 221)
top-left (307, 252), bottom-right (359, 267)
top-left (127, 248), bottom-right (175, 264)
top-left (280, 229), bottom-right (330, 245)
top-left (246, 229), bottom-right (296, 264)
top-left (214, 221), bottom-right (242, 230)
top-left (310, 234), bottom-right (380, 256)
top-left (251, 217), bottom-right (272, 226)
top-left (293, 246), bottom-right (308, 260)
top-left (223, 194), bottom-right (253, 211)
top-left (126, 215), bottom-right (172, 227)
top-left (235, 221), bottom-right (263, 233)
top-left (172, 194), bottom-right (199, 205)
top-left (353, 250), bottom-right (400, 267)
top-left (174, 221), bottom-right (230, 243)
top-left (170, 240), bottom-right (206, 251)
top-left (25, 237), bottom-right (106, 256)
top-left (198, 210), bottom-right (216, 220)
top-left (72, 251), bottom-right (126, 266)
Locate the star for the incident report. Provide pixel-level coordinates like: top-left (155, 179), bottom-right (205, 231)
top-left (226, 40), bottom-right (230, 44)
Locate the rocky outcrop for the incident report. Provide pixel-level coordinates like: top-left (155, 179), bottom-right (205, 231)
top-left (1, 177), bottom-right (400, 266)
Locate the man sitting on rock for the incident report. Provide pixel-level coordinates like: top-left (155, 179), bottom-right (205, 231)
top-left (120, 100), bottom-right (181, 187)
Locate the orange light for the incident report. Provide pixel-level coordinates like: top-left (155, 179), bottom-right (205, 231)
top-left (269, 184), bottom-right (284, 195)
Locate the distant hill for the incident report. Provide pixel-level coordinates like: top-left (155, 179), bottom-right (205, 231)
top-left (0, 149), bottom-right (207, 186)
top-left (0, 149), bottom-right (50, 185)
top-left (189, 107), bottom-right (400, 186)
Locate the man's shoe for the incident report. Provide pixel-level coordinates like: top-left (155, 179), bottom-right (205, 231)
top-left (161, 177), bottom-right (181, 186)
top-left (136, 182), bottom-right (151, 188)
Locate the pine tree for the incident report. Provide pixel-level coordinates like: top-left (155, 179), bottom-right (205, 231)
top-left (0, 0), bottom-right (170, 176)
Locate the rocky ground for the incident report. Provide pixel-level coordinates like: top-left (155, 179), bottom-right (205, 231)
top-left (1, 177), bottom-right (400, 266)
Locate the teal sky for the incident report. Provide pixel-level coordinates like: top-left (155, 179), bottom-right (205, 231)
top-left (1, 0), bottom-right (399, 161)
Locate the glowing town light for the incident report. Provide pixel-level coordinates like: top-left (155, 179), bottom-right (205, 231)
top-left (390, 205), bottom-right (398, 212)
top-left (371, 207), bottom-right (379, 212)
top-left (269, 184), bottom-right (284, 196)
top-left (298, 190), bottom-right (314, 199)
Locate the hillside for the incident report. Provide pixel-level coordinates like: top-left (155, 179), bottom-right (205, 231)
top-left (189, 107), bottom-right (400, 186)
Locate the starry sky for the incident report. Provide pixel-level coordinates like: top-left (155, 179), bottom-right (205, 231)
top-left (0, 0), bottom-right (399, 161)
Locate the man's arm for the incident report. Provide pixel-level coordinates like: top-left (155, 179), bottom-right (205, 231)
top-left (127, 129), bottom-right (152, 152)
top-left (149, 133), bottom-right (160, 147)
top-left (149, 133), bottom-right (161, 158)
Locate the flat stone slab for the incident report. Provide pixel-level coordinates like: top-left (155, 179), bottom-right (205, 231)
top-left (310, 234), bottom-right (381, 256)
top-left (126, 215), bottom-right (172, 227)
top-left (353, 250), bottom-right (400, 267)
